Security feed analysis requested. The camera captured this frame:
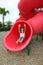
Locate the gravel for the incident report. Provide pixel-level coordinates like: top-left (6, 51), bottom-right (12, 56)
top-left (0, 32), bottom-right (43, 65)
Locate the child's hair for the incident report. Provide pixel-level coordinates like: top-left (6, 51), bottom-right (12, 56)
top-left (20, 28), bottom-right (25, 33)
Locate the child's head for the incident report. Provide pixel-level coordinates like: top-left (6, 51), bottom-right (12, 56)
top-left (20, 28), bottom-right (24, 33)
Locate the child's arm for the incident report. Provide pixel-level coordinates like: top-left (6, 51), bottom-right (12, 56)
top-left (18, 24), bottom-right (21, 33)
top-left (24, 24), bottom-right (26, 32)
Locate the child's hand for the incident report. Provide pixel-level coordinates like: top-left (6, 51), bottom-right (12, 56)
top-left (18, 24), bottom-right (21, 27)
top-left (24, 24), bottom-right (26, 32)
top-left (24, 24), bottom-right (26, 27)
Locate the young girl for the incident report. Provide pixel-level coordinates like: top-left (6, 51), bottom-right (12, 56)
top-left (16, 24), bottom-right (26, 44)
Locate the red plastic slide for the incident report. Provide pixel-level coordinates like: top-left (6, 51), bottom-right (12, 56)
top-left (4, 12), bottom-right (43, 52)
top-left (18, 0), bottom-right (43, 19)
top-left (4, 19), bottom-right (33, 52)
top-left (4, 0), bottom-right (43, 52)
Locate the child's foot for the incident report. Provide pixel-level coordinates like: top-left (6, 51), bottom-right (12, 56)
top-left (16, 38), bottom-right (21, 44)
top-left (16, 41), bottom-right (19, 44)
top-left (16, 38), bottom-right (24, 44)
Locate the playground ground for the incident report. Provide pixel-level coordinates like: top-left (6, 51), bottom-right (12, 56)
top-left (0, 32), bottom-right (43, 65)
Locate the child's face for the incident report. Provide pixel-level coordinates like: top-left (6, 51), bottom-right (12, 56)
top-left (21, 28), bottom-right (24, 33)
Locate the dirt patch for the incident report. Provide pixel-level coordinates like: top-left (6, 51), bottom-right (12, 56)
top-left (0, 32), bottom-right (43, 65)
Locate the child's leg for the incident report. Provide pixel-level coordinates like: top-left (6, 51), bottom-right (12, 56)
top-left (16, 37), bottom-right (25, 44)
top-left (20, 37), bottom-right (24, 43)
top-left (16, 38), bottom-right (20, 44)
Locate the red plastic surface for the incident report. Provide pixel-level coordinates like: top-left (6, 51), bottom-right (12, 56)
top-left (4, 20), bottom-right (33, 52)
top-left (28, 12), bottom-right (43, 35)
top-left (18, 0), bottom-right (43, 19)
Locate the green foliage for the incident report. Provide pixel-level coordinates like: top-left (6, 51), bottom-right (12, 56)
top-left (19, 12), bottom-right (20, 15)
top-left (0, 26), bottom-right (11, 31)
top-left (0, 22), bottom-right (2, 28)
top-left (6, 21), bottom-right (12, 29)
top-left (0, 7), bottom-right (9, 28)
top-left (0, 27), bottom-right (5, 31)
top-left (0, 21), bottom-right (12, 31)
top-left (0, 7), bottom-right (9, 15)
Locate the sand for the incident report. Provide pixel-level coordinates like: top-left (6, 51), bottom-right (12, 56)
top-left (0, 32), bottom-right (43, 65)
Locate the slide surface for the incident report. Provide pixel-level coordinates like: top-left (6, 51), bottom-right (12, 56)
top-left (4, 20), bottom-right (33, 52)
top-left (4, 12), bottom-right (43, 52)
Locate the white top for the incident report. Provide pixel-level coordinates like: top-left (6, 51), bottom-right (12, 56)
top-left (20, 33), bottom-right (25, 38)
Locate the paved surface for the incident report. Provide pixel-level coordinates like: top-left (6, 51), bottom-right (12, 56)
top-left (0, 32), bottom-right (43, 65)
